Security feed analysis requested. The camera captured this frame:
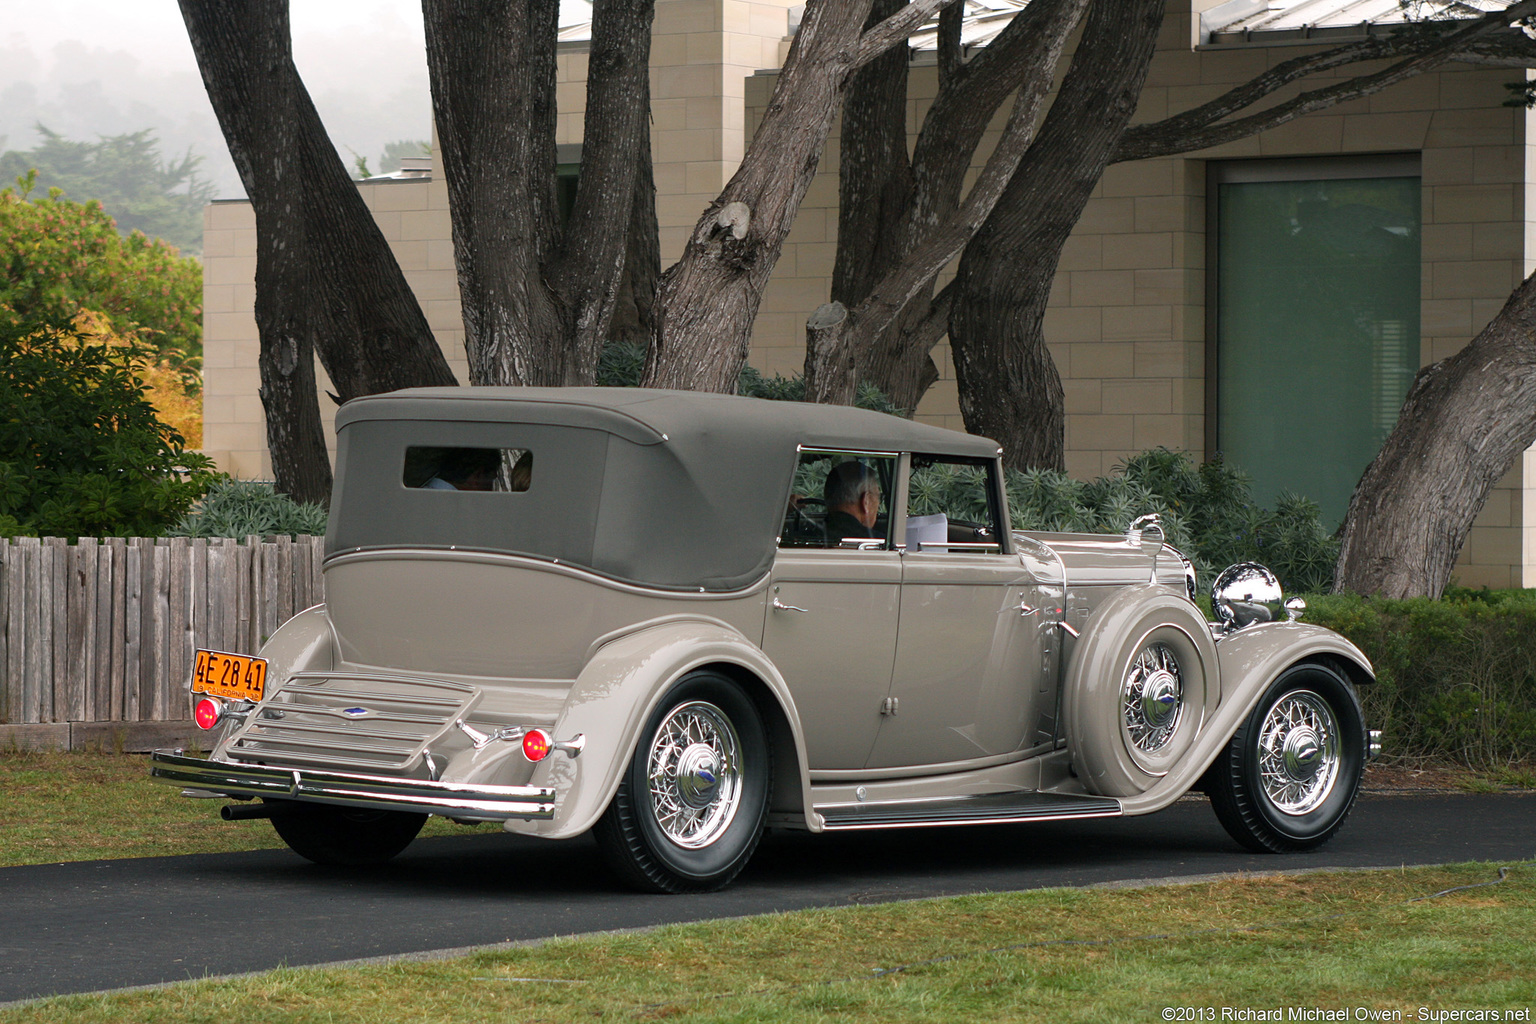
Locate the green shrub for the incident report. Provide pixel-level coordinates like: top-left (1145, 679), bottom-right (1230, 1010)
top-left (596, 339), bottom-right (648, 388)
top-left (170, 478), bottom-right (328, 538)
top-left (1302, 589), bottom-right (1536, 768)
top-left (1004, 449), bottom-right (1337, 593)
top-left (1, 171), bottom-right (203, 374)
top-left (0, 314), bottom-right (216, 538)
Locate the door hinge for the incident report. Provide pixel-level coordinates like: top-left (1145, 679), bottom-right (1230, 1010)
top-left (881, 697), bottom-right (899, 716)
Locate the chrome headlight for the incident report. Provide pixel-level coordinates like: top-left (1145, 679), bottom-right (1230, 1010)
top-left (1211, 562), bottom-right (1283, 630)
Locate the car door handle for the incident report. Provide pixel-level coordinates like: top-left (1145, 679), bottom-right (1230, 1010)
top-left (772, 597), bottom-right (808, 613)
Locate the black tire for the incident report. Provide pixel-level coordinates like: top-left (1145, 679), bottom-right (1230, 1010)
top-left (269, 802), bottom-right (427, 866)
top-left (1205, 661), bottom-right (1366, 853)
top-left (594, 671), bottom-right (771, 893)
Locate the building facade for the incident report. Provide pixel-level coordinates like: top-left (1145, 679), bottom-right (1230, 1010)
top-left (200, 0), bottom-right (1536, 588)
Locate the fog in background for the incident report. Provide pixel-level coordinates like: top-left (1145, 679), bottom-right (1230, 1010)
top-left (0, 1), bottom-right (591, 204)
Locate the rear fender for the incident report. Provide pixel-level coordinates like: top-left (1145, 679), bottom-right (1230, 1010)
top-left (504, 619), bottom-right (812, 839)
top-left (1117, 622), bottom-right (1374, 815)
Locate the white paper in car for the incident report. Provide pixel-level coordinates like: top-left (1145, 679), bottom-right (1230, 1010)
top-left (907, 513), bottom-right (948, 553)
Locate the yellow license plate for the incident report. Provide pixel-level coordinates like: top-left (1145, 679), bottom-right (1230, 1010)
top-left (193, 649), bottom-right (268, 703)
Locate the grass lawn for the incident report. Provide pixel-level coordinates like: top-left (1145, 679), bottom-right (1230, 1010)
top-left (3, 752), bottom-right (1532, 1022)
top-left (2, 863), bottom-right (1532, 1023)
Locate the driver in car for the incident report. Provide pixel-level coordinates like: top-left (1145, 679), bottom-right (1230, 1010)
top-left (822, 461), bottom-right (881, 547)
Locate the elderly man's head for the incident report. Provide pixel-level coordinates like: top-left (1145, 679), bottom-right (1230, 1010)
top-left (824, 461), bottom-right (881, 528)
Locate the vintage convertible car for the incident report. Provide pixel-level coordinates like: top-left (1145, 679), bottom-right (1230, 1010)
top-left (152, 388), bottom-right (1379, 892)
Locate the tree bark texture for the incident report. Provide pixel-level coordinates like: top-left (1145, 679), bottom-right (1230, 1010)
top-left (842, 0), bottom-right (1088, 412)
top-left (803, 301), bottom-right (854, 404)
top-left (608, 121), bottom-right (663, 353)
top-left (830, 0), bottom-right (912, 312)
top-left (642, 0), bottom-right (955, 394)
top-left (179, 1), bottom-right (328, 503)
top-left (424, 0), bottom-right (654, 387)
top-left (181, 0), bottom-right (463, 501)
top-left (181, 2), bottom-right (456, 408)
top-left (830, 0), bottom-right (1089, 410)
top-left (1334, 273), bottom-right (1536, 598)
top-left (947, 0), bottom-right (1164, 471)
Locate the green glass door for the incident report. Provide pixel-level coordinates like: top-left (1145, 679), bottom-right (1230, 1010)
top-left (1214, 165), bottom-right (1420, 527)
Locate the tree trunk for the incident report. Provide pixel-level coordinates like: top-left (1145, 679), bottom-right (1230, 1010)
top-left (424, 0), bottom-right (561, 386)
top-left (831, 0), bottom-right (1087, 412)
top-left (948, 0), bottom-right (1164, 471)
top-left (179, 0), bottom-right (330, 502)
top-left (608, 116), bottom-right (662, 353)
top-left (181, 1), bottom-right (460, 501)
top-left (831, 0), bottom-right (913, 312)
top-left (803, 301), bottom-right (854, 403)
top-left (642, 0), bottom-right (954, 393)
top-left (1335, 274), bottom-right (1536, 598)
top-left (834, 0), bottom-right (1089, 412)
top-left (424, 0), bottom-right (655, 387)
top-left (286, 83), bottom-right (457, 402)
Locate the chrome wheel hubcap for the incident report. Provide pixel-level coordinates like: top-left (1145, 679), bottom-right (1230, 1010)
top-left (646, 701), bottom-right (742, 849)
top-left (1258, 690), bottom-right (1340, 815)
top-left (1123, 643), bottom-right (1184, 754)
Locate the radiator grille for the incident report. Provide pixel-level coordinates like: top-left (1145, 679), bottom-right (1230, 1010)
top-left (226, 671), bottom-right (479, 773)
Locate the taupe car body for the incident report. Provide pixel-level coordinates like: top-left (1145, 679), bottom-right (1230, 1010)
top-left (153, 388), bottom-right (1377, 892)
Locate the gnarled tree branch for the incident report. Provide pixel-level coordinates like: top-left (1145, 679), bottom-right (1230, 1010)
top-left (1117, 0), bottom-right (1536, 162)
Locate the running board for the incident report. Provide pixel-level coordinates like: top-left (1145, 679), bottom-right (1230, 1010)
top-left (816, 791), bottom-right (1122, 831)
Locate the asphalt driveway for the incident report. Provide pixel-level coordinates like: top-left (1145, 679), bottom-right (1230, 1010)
top-left (2, 791), bottom-right (1532, 1005)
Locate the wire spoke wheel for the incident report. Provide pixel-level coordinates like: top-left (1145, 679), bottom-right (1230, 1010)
top-left (1255, 690), bottom-right (1340, 815)
top-left (1204, 662), bottom-right (1365, 853)
top-left (645, 701), bottom-right (743, 849)
top-left (1121, 642), bottom-right (1184, 755)
top-left (595, 671), bottom-right (771, 893)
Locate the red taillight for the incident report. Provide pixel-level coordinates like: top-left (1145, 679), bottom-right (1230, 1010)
top-left (522, 728), bottom-right (551, 762)
top-left (194, 696), bottom-right (223, 730)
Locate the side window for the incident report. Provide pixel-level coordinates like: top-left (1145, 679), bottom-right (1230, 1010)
top-left (905, 456), bottom-right (1003, 553)
top-left (780, 450), bottom-right (897, 550)
top-left (402, 447), bottom-right (533, 492)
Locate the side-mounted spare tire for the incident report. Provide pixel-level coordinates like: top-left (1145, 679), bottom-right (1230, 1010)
top-left (1203, 660), bottom-right (1366, 853)
top-left (1062, 587), bottom-right (1220, 798)
top-left (594, 670), bottom-right (771, 893)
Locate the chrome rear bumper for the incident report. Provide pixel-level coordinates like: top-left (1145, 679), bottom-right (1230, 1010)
top-left (149, 749), bottom-right (556, 821)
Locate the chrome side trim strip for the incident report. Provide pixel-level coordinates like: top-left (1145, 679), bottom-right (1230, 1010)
top-left (818, 807), bottom-right (1122, 831)
top-left (149, 749), bottom-right (556, 820)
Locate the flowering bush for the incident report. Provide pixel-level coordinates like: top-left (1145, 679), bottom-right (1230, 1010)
top-left (0, 171), bottom-right (202, 374)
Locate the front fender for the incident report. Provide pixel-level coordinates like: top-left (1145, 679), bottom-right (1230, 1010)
top-left (505, 618), bottom-right (812, 840)
top-left (1116, 621), bottom-right (1375, 816)
top-left (1210, 621), bottom-right (1374, 698)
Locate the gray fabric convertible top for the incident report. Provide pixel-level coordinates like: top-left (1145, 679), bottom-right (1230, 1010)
top-left (327, 387), bottom-right (1002, 591)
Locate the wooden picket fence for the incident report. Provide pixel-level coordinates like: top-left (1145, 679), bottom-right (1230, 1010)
top-left (0, 535), bottom-right (324, 727)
